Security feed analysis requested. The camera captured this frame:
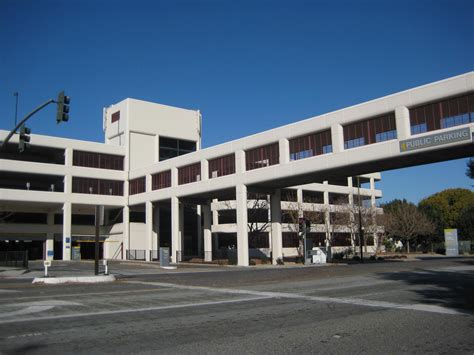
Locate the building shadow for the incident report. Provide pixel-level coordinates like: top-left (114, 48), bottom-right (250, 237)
top-left (377, 260), bottom-right (474, 312)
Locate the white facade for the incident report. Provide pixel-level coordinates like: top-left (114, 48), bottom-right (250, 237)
top-left (1, 72), bottom-right (473, 265)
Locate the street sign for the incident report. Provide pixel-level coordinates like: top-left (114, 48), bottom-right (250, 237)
top-left (44, 260), bottom-right (51, 267)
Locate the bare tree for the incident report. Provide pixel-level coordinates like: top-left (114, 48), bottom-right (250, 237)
top-left (382, 200), bottom-right (435, 253)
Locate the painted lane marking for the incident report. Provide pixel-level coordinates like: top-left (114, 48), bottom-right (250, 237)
top-left (7, 288), bottom-right (164, 301)
top-left (0, 296), bottom-right (269, 325)
top-left (125, 281), bottom-right (472, 316)
top-left (0, 300), bottom-right (82, 319)
top-left (0, 289), bottom-right (21, 294)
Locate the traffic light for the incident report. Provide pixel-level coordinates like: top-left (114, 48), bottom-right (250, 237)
top-left (56, 91), bottom-right (70, 123)
top-left (19, 124), bottom-right (31, 153)
top-left (298, 217), bottom-right (306, 234)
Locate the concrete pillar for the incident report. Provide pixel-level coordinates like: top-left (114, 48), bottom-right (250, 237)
top-left (297, 188), bottom-right (303, 218)
top-left (330, 123), bottom-right (344, 153)
top-left (179, 202), bottom-right (184, 260)
top-left (201, 159), bottom-right (209, 181)
top-left (145, 201), bottom-right (153, 261)
top-left (212, 199), bottom-right (219, 225)
top-left (62, 202), bottom-right (71, 260)
top-left (203, 204), bottom-right (212, 262)
top-left (236, 183), bottom-right (249, 266)
top-left (171, 167), bottom-right (178, 187)
top-left (123, 205), bottom-right (130, 260)
top-left (171, 196), bottom-right (180, 262)
top-left (395, 106), bottom-right (411, 140)
top-left (153, 205), bottom-right (160, 259)
top-left (323, 181), bottom-right (330, 248)
top-left (235, 150), bottom-right (246, 174)
top-left (279, 138), bottom-right (290, 164)
top-left (197, 205), bottom-right (202, 257)
top-left (46, 213), bottom-right (54, 260)
top-left (270, 190), bottom-right (283, 264)
top-left (370, 177), bottom-right (376, 207)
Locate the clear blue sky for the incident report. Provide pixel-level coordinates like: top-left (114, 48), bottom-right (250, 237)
top-left (1, 0), bottom-right (473, 203)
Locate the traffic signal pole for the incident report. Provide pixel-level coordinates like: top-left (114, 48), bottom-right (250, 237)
top-left (0, 98), bottom-right (54, 151)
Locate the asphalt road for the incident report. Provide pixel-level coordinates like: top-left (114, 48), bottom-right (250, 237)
top-left (0, 258), bottom-right (473, 354)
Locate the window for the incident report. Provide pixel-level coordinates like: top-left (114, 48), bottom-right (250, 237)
top-left (282, 232), bottom-right (299, 247)
top-left (152, 170), bottom-right (171, 190)
top-left (289, 130), bottom-right (332, 161)
top-left (178, 163), bottom-right (201, 185)
top-left (410, 123), bottom-right (427, 135)
top-left (245, 143), bottom-right (279, 171)
top-left (344, 137), bottom-right (365, 149)
top-left (129, 177), bottom-right (146, 195)
top-left (111, 111), bottom-right (120, 123)
top-left (159, 137), bottom-right (196, 161)
top-left (209, 154), bottom-right (235, 178)
top-left (343, 113), bottom-right (396, 149)
top-left (72, 177), bottom-right (123, 196)
top-left (409, 93), bottom-right (474, 133)
top-left (73, 151), bottom-right (124, 171)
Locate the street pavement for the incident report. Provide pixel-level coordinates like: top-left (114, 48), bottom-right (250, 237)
top-left (0, 257), bottom-right (473, 354)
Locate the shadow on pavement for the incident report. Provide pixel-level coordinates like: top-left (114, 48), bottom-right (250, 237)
top-left (377, 261), bottom-right (474, 311)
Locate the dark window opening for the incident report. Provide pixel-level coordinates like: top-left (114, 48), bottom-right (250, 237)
top-left (129, 177), bottom-right (146, 195)
top-left (409, 93), bottom-right (474, 134)
top-left (283, 232), bottom-right (299, 247)
top-left (0, 212), bottom-right (47, 224)
top-left (0, 144), bottom-right (65, 165)
top-left (343, 113), bottom-right (397, 149)
top-left (209, 154), bottom-right (235, 178)
top-left (111, 111), bottom-right (120, 123)
top-left (178, 163), bottom-right (201, 185)
top-left (245, 143), bottom-right (279, 171)
top-left (159, 137), bottom-right (196, 161)
top-left (152, 171), bottom-right (171, 190)
top-left (72, 177), bottom-right (123, 196)
top-left (289, 129), bottom-right (332, 161)
top-left (73, 151), bottom-right (124, 171)
top-left (249, 232), bottom-right (269, 248)
top-left (0, 172), bottom-right (64, 192)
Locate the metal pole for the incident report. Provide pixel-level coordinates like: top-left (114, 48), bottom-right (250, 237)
top-left (1, 98), bottom-right (55, 151)
top-left (357, 176), bottom-right (364, 263)
top-left (13, 92), bottom-right (19, 126)
top-left (94, 206), bottom-right (100, 275)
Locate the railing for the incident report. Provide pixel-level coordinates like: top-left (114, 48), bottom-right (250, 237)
top-left (149, 250), bottom-right (160, 261)
top-left (126, 249), bottom-right (146, 261)
top-left (0, 251), bottom-right (28, 269)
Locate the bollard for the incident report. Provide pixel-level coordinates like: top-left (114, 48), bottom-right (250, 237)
top-left (103, 259), bottom-right (108, 275)
top-left (44, 260), bottom-right (51, 277)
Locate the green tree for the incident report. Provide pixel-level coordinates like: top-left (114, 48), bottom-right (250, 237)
top-left (419, 189), bottom-right (474, 236)
top-left (457, 202), bottom-right (474, 241)
top-left (467, 158), bottom-right (474, 179)
top-left (381, 199), bottom-right (435, 253)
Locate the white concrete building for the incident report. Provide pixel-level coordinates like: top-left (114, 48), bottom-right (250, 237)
top-left (1, 72), bottom-right (473, 266)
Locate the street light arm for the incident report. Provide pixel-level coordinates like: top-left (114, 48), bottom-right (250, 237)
top-left (0, 98), bottom-right (55, 151)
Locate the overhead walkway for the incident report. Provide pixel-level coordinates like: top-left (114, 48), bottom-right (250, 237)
top-left (128, 72), bottom-right (474, 266)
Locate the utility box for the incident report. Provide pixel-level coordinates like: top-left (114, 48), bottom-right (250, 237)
top-left (312, 247), bottom-right (327, 264)
top-left (71, 246), bottom-right (81, 261)
top-left (160, 247), bottom-right (170, 267)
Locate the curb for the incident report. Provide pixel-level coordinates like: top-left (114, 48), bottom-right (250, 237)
top-left (32, 275), bottom-right (116, 284)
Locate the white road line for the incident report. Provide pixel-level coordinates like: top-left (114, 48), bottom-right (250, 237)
top-left (0, 296), bottom-right (269, 325)
top-left (0, 289), bottom-right (21, 293)
top-left (3, 288), bottom-right (163, 301)
top-left (125, 281), bottom-right (472, 316)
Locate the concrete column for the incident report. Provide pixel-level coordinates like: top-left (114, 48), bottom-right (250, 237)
top-left (235, 150), bottom-right (246, 174)
top-left (297, 188), bottom-right (303, 218)
top-left (146, 174), bottom-right (152, 193)
top-left (270, 190), bottom-right (283, 264)
top-left (171, 167), bottom-right (178, 187)
top-left (395, 106), bottom-right (411, 140)
top-left (154, 135), bottom-right (160, 163)
top-left (323, 181), bottom-right (331, 248)
top-left (370, 177), bottom-right (376, 207)
top-left (279, 138), bottom-right (290, 164)
top-left (153, 205), bottom-right (160, 258)
top-left (201, 159), bottom-right (209, 181)
top-left (123, 205), bottom-right (130, 260)
top-left (46, 213), bottom-right (54, 260)
top-left (62, 202), bottom-right (71, 260)
top-left (236, 184), bottom-right (249, 266)
top-left (171, 196), bottom-right (180, 263)
top-left (330, 123), bottom-right (344, 153)
top-left (145, 201), bottom-right (153, 261)
top-left (196, 205), bottom-right (202, 257)
top-left (179, 202), bottom-right (184, 260)
top-left (212, 199), bottom-right (219, 225)
top-left (203, 204), bottom-right (212, 262)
